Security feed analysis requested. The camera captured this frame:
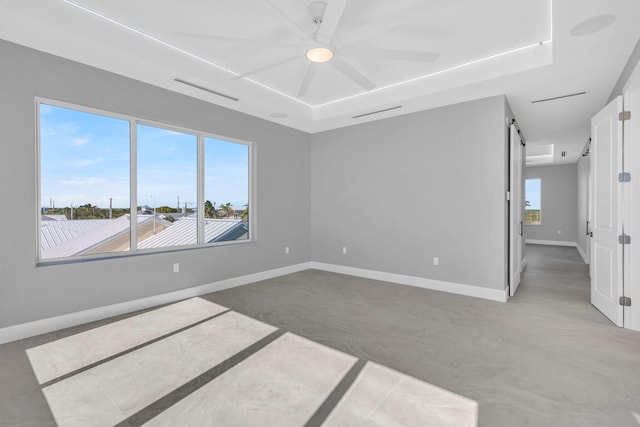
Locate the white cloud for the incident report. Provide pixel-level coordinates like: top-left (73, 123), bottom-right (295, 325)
top-left (68, 158), bottom-right (104, 167)
top-left (61, 177), bottom-right (107, 186)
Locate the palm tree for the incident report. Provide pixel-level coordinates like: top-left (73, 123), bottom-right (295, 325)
top-left (219, 202), bottom-right (233, 218)
top-left (241, 205), bottom-right (248, 221)
top-left (204, 200), bottom-right (215, 218)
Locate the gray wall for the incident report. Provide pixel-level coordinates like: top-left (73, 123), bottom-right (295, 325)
top-left (310, 96), bottom-right (510, 291)
top-left (524, 164), bottom-right (578, 243)
top-left (576, 151), bottom-right (590, 260)
top-left (0, 40), bottom-right (516, 328)
top-left (608, 36), bottom-right (640, 103)
top-left (0, 40), bottom-right (311, 328)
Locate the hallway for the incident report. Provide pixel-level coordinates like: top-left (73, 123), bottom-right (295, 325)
top-left (513, 244), bottom-right (594, 319)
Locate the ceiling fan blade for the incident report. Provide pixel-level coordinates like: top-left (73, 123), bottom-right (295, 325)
top-left (262, 0), bottom-right (312, 40)
top-left (235, 55), bottom-right (302, 79)
top-left (297, 63), bottom-right (319, 98)
top-left (341, 47), bottom-right (439, 62)
top-left (335, 0), bottom-right (425, 48)
top-left (175, 31), bottom-right (300, 48)
top-left (175, 31), bottom-right (249, 43)
top-left (330, 56), bottom-right (375, 91)
top-left (315, 0), bottom-right (348, 44)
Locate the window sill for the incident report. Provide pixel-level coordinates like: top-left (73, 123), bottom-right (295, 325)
top-left (36, 239), bottom-right (255, 267)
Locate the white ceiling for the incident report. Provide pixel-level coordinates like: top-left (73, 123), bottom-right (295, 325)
top-left (1, 0), bottom-right (639, 164)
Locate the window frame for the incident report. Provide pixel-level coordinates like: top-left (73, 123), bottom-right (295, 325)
top-left (36, 97), bottom-right (255, 264)
top-left (524, 177), bottom-right (542, 225)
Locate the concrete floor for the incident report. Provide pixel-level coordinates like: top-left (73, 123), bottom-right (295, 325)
top-left (1, 244), bottom-right (639, 426)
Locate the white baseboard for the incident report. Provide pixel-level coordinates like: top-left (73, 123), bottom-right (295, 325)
top-left (526, 239), bottom-right (577, 247)
top-left (520, 256), bottom-right (528, 272)
top-left (575, 244), bottom-right (589, 264)
top-left (309, 262), bottom-right (508, 303)
top-left (1, 261), bottom-right (511, 344)
top-left (0, 262), bottom-right (311, 345)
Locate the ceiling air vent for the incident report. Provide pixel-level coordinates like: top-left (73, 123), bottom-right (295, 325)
top-left (353, 106), bottom-right (402, 119)
top-left (174, 78), bottom-right (239, 102)
top-left (531, 91), bottom-right (586, 104)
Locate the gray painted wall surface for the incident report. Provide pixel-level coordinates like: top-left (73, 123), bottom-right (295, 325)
top-left (608, 36), bottom-right (640, 103)
top-left (310, 96), bottom-right (509, 291)
top-left (576, 152), bottom-right (590, 260)
top-left (525, 164), bottom-right (578, 243)
top-left (0, 40), bottom-right (311, 328)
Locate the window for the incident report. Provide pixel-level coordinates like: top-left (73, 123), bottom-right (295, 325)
top-left (38, 100), bottom-right (251, 261)
top-left (204, 137), bottom-right (249, 241)
top-left (525, 178), bottom-right (541, 225)
top-left (136, 124), bottom-right (198, 249)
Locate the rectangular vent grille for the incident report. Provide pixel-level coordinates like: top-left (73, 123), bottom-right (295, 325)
top-left (353, 106), bottom-right (402, 119)
top-left (531, 91), bottom-right (587, 104)
top-left (174, 78), bottom-right (239, 102)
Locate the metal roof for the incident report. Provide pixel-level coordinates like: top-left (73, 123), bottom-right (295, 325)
top-left (40, 216), bottom-right (248, 259)
top-left (41, 219), bottom-right (114, 253)
top-left (137, 218), bottom-right (248, 249)
top-left (41, 214), bottom-right (68, 221)
top-left (40, 216), bottom-right (152, 259)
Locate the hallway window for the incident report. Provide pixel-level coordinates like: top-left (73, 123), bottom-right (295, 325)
top-left (525, 178), bottom-right (541, 225)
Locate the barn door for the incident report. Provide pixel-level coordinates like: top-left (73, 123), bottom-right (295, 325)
top-left (509, 124), bottom-right (525, 297)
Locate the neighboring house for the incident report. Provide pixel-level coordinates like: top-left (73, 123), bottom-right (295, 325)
top-left (40, 215), bottom-right (247, 259)
top-left (138, 217), bottom-right (248, 249)
top-left (41, 214), bottom-right (68, 221)
top-left (41, 216), bottom-right (145, 259)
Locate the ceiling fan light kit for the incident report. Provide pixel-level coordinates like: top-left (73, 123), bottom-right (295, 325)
top-left (305, 46), bottom-right (334, 63)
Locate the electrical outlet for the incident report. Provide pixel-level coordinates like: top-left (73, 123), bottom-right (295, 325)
top-left (285, 246), bottom-right (290, 254)
top-left (433, 257), bottom-right (439, 266)
top-left (342, 246), bottom-right (347, 255)
top-left (173, 263), bottom-right (180, 273)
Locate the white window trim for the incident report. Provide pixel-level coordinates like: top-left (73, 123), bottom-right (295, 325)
top-left (35, 97), bottom-right (255, 264)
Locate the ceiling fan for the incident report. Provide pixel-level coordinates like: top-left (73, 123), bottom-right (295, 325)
top-left (178, 0), bottom-right (440, 99)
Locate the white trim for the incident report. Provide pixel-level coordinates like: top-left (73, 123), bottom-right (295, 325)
top-left (575, 244), bottom-right (589, 264)
top-left (525, 239), bottom-right (577, 247)
top-left (1, 261), bottom-right (514, 344)
top-left (0, 262), bottom-right (311, 345)
top-left (309, 262), bottom-right (508, 303)
top-left (521, 256), bottom-right (528, 272)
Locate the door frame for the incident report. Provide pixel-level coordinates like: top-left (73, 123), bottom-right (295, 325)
top-left (622, 60), bottom-right (640, 331)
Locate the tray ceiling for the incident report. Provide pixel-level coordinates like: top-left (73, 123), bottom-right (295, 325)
top-left (1, 0), bottom-right (640, 166)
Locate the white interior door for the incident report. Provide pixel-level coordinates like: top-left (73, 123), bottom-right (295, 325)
top-left (590, 96), bottom-right (623, 326)
top-left (509, 124), bottom-right (524, 297)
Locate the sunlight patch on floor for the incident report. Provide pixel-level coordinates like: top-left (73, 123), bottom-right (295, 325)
top-left (27, 297), bottom-right (478, 426)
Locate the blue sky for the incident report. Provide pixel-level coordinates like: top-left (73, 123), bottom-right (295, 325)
top-left (40, 104), bottom-right (249, 209)
top-left (525, 178), bottom-right (541, 210)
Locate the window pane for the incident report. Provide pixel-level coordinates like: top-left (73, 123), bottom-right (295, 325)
top-left (525, 178), bottom-right (541, 225)
top-left (136, 124), bottom-right (197, 249)
top-left (204, 137), bottom-right (249, 242)
top-left (39, 104), bottom-right (131, 260)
